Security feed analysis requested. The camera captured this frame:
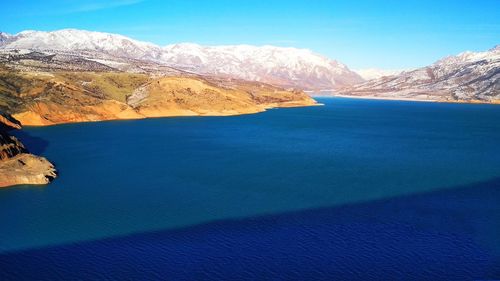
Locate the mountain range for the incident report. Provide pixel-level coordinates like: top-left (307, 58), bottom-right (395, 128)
top-left (0, 29), bottom-right (363, 90)
top-left (341, 46), bottom-right (499, 102)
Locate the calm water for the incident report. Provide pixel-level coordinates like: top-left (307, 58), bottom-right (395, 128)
top-left (1, 97), bottom-right (499, 280)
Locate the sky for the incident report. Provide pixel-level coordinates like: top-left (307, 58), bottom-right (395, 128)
top-left (1, 0), bottom-right (499, 69)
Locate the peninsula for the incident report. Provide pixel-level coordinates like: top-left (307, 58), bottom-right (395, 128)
top-left (0, 52), bottom-right (317, 187)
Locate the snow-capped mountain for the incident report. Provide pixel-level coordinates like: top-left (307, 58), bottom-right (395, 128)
top-left (342, 46), bottom-right (499, 102)
top-left (0, 29), bottom-right (363, 90)
top-left (0, 29), bottom-right (165, 61)
top-left (354, 68), bottom-right (405, 80)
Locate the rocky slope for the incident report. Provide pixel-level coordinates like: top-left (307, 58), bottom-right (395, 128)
top-left (340, 46), bottom-right (499, 102)
top-left (0, 29), bottom-right (363, 90)
top-left (0, 113), bottom-right (57, 188)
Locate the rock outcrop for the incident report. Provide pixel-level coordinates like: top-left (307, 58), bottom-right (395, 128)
top-left (0, 113), bottom-right (57, 188)
top-left (0, 130), bottom-right (27, 160)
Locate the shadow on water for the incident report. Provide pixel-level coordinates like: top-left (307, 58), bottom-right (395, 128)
top-left (10, 129), bottom-right (49, 155)
top-left (0, 178), bottom-right (499, 280)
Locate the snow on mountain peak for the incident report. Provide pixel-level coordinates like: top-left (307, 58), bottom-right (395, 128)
top-left (4, 29), bottom-right (163, 61)
top-left (354, 68), bottom-right (406, 80)
top-left (435, 46), bottom-right (500, 67)
top-left (160, 43), bottom-right (362, 89)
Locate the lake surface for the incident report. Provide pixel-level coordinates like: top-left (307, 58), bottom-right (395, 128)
top-left (1, 97), bottom-right (499, 280)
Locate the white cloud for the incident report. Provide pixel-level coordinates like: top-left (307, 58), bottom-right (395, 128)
top-left (24, 0), bottom-right (146, 16)
top-left (66, 0), bottom-right (145, 13)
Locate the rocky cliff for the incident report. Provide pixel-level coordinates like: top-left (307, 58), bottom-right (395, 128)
top-left (0, 113), bottom-right (57, 188)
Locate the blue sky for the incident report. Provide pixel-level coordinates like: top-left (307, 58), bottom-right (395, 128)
top-left (1, 0), bottom-right (499, 69)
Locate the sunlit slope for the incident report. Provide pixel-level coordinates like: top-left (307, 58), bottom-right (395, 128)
top-left (0, 67), bottom-right (316, 126)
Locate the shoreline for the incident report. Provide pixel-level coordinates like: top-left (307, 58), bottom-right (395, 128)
top-left (0, 101), bottom-right (317, 188)
top-left (310, 94), bottom-right (500, 105)
top-left (15, 101), bottom-right (320, 128)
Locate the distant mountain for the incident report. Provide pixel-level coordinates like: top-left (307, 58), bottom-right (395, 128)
top-left (354, 68), bottom-right (405, 80)
top-left (0, 29), bottom-right (363, 90)
top-left (342, 46), bottom-right (500, 102)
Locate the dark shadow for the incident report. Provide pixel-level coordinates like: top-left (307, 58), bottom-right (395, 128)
top-left (0, 178), bottom-right (499, 280)
top-left (10, 130), bottom-right (49, 155)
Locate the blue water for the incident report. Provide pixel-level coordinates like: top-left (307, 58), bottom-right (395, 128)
top-left (1, 97), bottom-right (499, 280)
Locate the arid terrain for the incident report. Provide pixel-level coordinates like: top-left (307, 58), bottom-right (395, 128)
top-left (0, 66), bottom-right (316, 126)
